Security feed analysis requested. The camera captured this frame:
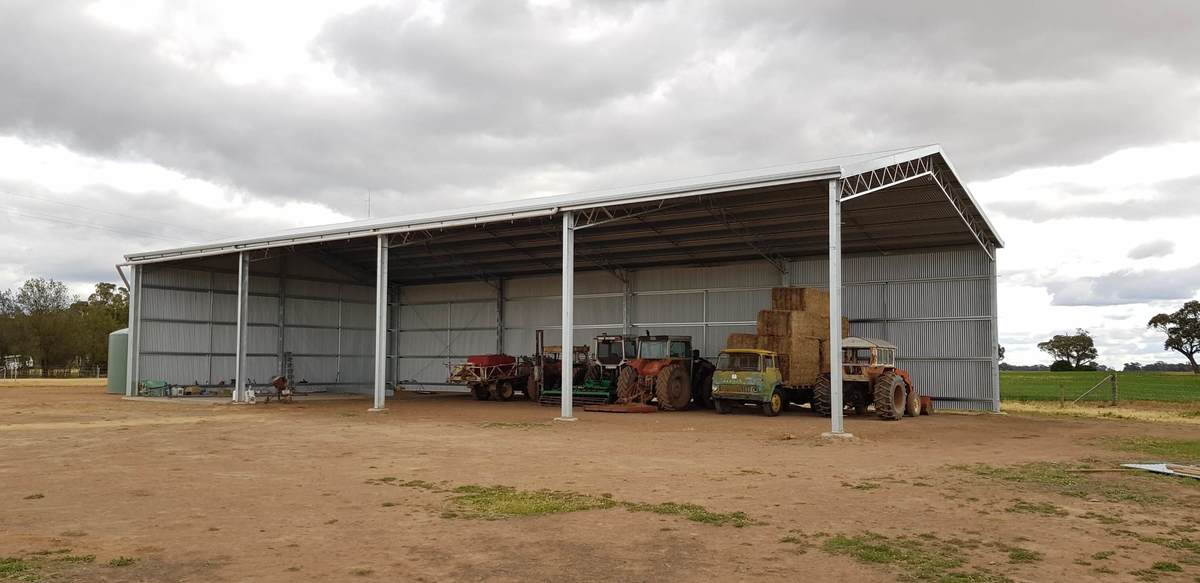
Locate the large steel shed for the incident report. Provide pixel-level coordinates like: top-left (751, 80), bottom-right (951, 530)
top-left (120, 144), bottom-right (1003, 434)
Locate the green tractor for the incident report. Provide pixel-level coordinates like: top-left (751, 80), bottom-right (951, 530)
top-left (537, 334), bottom-right (632, 406)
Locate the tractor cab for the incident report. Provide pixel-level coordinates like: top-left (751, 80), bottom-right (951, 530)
top-left (594, 334), bottom-right (634, 368)
top-left (839, 337), bottom-right (898, 380)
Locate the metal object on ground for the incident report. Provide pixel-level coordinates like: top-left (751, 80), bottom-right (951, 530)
top-left (447, 354), bottom-right (534, 402)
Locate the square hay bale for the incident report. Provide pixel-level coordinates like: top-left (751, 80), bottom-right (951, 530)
top-left (755, 334), bottom-right (789, 355)
top-left (756, 310), bottom-right (793, 336)
top-left (726, 333), bottom-right (758, 349)
top-left (774, 353), bottom-right (790, 380)
top-left (771, 287), bottom-right (830, 311)
top-left (786, 337), bottom-right (822, 385)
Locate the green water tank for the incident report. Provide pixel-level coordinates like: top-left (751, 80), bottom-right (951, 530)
top-left (107, 328), bottom-right (128, 394)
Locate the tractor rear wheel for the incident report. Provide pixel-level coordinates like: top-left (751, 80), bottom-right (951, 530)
top-left (873, 372), bottom-right (905, 420)
top-left (654, 365), bottom-right (692, 411)
top-left (495, 381), bottom-right (515, 401)
top-left (761, 389), bottom-right (783, 417)
top-left (813, 376), bottom-right (832, 416)
top-left (471, 383), bottom-right (491, 401)
top-left (905, 385), bottom-right (921, 417)
top-left (615, 367), bottom-right (640, 403)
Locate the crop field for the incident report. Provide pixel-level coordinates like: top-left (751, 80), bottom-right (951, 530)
top-left (1001, 371), bottom-right (1200, 403)
top-left (3, 380), bottom-right (1200, 582)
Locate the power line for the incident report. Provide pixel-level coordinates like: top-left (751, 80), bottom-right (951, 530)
top-left (0, 206), bottom-right (194, 243)
top-left (0, 188), bottom-right (226, 238)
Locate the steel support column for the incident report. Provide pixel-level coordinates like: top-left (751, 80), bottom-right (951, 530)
top-left (989, 252), bottom-right (1001, 413)
top-left (827, 180), bottom-right (848, 436)
top-left (233, 252), bottom-right (250, 403)
top-left (558, 212), bottom-right (577, 421)
top-left (371, 235), bottom-right (389, 411)
top-left (124, 265), bottom-right (141, 397)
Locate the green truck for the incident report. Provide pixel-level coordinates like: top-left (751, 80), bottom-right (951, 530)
top-left (710, 348), bottom-right (793, 416)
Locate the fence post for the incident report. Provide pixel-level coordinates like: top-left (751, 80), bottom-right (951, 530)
top-left (1110, 374), bottom-right (1118, 406)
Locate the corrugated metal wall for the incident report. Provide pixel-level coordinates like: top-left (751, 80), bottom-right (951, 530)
top-left (137, 261), bottom-right (376, 391)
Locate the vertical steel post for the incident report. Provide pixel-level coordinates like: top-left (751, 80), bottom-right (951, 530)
top-left (371, 235), bottom-right (389, 411)
top-left (124, 265), bottom-right (141, 397)
top-left (558, 212), bottom-right (577, 421)
top-left (827, 179), bottom-right (847, 435)
top-left (496, 278), bottom-right (505, 354)
top-left (233, 252), bottom-right (250, 403)
top-left (621, 273), bottom-right (632, 336)
top-left (989, 252), bottom-right (1001, 413)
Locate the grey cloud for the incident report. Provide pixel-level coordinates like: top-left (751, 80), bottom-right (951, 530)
top-left (1047, 264), bottom-right (1200, 306)
top-left (1128, 239), bottom-right (1175, 259)
top-left (989, 174), bottom-right (1200, 221)
top-left (0, 0), bottom-right (1197, 223)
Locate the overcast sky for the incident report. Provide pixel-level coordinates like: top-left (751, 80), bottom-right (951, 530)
top-left (1, 0), bottom-right (1198, 367)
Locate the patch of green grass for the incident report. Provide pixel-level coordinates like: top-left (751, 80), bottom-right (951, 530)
top-left (22, 494), bottom-right (43, 500)
top-left (0, 557), bottom-right (35, 579)
top-left (821, 533), bottom-right (1011, 582)
top-left (622, 501), bottom-right (754, 527)
top-left (106, 557), bottom-right (136, 568)
top-left (447, 485), bottom-right (618, 520)
top-left (1152, 562), bottom-right (1183, 572)
top-left (350, 567), bottom-right (373, 576)
top-left (54, 555), bottom-right (94, 564)
top-left (368, 477), bottom-right (440, 490)
top-left (1092, 565), bottom-right (1117, 575)
top-left (1104, 437), bottom-right (1200, 463)
top-left (955, 463), bottom-right (1165, 504)
top-left (1000, 371), bottom-right (1200, 403)
top-left (1007, 548), bottom-right (1043, 564)
top-left (479, 422), bottom-right (550, 429)
top-left (27, 550), bottom-right (68, 557)
top-left (1092, 551), bottom-right (1115, 560)
top-left (381, 502), bottom-right (397, 507)
top-left (1006, 500), bottom-right (1068, 517)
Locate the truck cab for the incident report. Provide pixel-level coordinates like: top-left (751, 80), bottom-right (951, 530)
top-left (711, 349), bottom-right (786, 416)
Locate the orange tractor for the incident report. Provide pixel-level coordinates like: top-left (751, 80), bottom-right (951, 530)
top-left (812, 337), bottom-right (921, 420)
top-left (615, 334), bottom-right (715, 411)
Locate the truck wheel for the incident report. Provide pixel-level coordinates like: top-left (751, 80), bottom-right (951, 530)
top-left (714, 399), bottom-right (732, 415)
top-left (471, 384), bottom-right (491, 401)
top-left (615, 367), bottom-right (640, 403)
top-left (692, 368), bottom-right (714, 409)
top-left (495, 381), bottom-right (515, 401)
top-left (872, 372), bottom-right (904, 420)
top-left (905, 386), bottom-right (921, 417)
top-left (761, 389), bottom-right (783, 417)
top-left (654, 365), bottom-right (691, 411)
top-left (813, 377), bottom-right (832, 416)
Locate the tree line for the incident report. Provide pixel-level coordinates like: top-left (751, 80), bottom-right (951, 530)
top-left (0, 278), bottom-right (128, 375)
top-left (1000, 300), bottom-right (1200, 374)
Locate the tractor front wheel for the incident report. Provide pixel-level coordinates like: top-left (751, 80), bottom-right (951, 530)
top-left (905, 385), bottom-right (921, 417)
top-left (873, 372), bottom-right (905, 420)
top-left (761, 389), bottom-right (783, 417)
top-left (654, 365), bottom-right (692, 411)
top-left (813, 377), bottom-right (832, 416)
top-left (692, 367), bottom-right (715, 409)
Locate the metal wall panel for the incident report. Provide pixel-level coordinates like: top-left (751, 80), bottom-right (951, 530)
top-left (632, 292), bottom-right (703, 324)
top-left (505, 272), bottom-right (623, 297)
top-left (401, 281), bottom-right (494, 304)
top-left (142, 288), bottom-right (211, 321)
top-left (287, 279), bottom-right (342, 300)
top-left (285, 298), bottom-right (340, 327)
top-left (705, 289), bottom-right (771, 323)
top-left (140, 321), bottom-right (210, 353)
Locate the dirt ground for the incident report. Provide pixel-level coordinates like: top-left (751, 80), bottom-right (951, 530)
top-left (2, 381), bottom-right (1199, 583)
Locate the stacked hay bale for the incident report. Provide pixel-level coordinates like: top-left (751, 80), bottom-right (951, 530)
top-left (725, 287), bottom-right (850, 387)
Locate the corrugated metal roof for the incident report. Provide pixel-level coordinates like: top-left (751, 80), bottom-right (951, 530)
top-left (125, 144), bottom-right (1001, 264)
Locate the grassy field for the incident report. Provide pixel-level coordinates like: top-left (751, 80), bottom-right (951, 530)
top-left (1001, 371), bottom-right (1200, 402)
